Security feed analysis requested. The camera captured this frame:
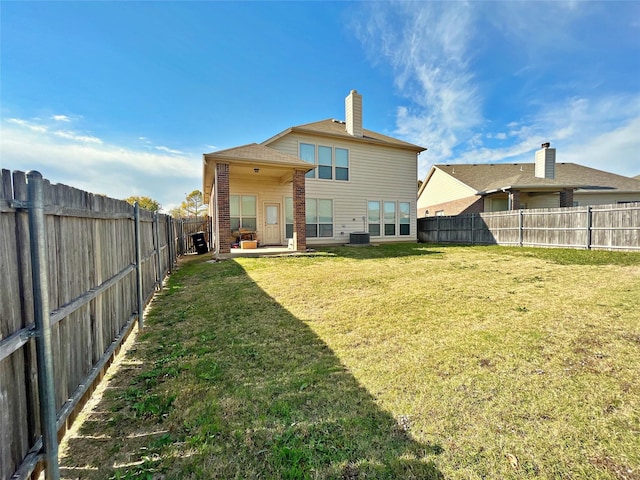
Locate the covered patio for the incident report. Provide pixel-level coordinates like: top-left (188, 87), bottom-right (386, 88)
top-left (203, 143), bottom-right (314, 258)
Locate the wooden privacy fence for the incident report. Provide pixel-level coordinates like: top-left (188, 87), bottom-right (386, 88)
top-left (417, 202), bottom-right (640, 251)
top-left (0, 170), bottom-right (181, 480)
top-left (174, 216), bottom-right (212, 255)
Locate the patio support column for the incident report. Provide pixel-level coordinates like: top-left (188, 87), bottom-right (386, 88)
top-left (293, 169), bottom-right (306, 251)
top-left (560, 188), bottom-right (574, 208)
top-left (216, 162), bottom-right (231, 254)
top-left (508, 189), bottom-right (521, 210)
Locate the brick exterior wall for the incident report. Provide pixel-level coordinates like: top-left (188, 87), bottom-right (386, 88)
top-left (216, 162), bottom-right (231, 254)
top-left (560, 188), bottom-right (574, 208)
top-left (419, 195), bottom-right (484, 217)
top-left (509, 190), bottom-right (521, 210)
top-left (293, 169), bottom-right (306, 251)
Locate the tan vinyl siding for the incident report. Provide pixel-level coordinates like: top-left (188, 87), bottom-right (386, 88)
top-left (418, 168), bottom-right (476, 210)
top-left (573, 192), bottom-right (640, 206)
top-left (521, 193), bottom-right (560, 209)
top-left (268, 133), bottom-right (418, 244)
top-left (229, 177), bottom-right (293, 245)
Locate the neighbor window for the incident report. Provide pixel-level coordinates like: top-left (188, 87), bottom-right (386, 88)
top-left (306, 198), bottom-right (333, 238)
top-left (230, 195), bottom-right (256, 231)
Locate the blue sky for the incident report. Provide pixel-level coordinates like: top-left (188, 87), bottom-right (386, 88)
top-left (2, 1), bottom-right (639, 212)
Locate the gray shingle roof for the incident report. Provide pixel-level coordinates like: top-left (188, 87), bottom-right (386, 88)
top-left (204, 143), bottom-right (312, 169)
top-left (433, 163), bottom-right (640, 193)
top-left (263, 119), bottom-right (426, 153)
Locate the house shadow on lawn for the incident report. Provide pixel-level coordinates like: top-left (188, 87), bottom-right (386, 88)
top-left (59, 257), bottom-right (444, 479)
top-left (318, 242), bottom-right (443, 261)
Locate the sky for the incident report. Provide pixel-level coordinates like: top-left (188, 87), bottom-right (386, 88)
top-left (1, 1), bottom-right (639, 212)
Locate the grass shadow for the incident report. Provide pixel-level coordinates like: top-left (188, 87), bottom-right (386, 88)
top-left (59, 256), bottom-right (444, 479)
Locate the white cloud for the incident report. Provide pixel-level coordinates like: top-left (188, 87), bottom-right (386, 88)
top-left (355, 2), bottom-right (639, 179)
top-left (8, 118), bottom-right (48, 133)
top-left (0, 123), bottom-right (203, 208)
top-left (452, 94), bottom-right (640, 176)
top-left (52, 115), bottom-right (71, 122)
top-left (155, 145), bottom-right (184, 155)
top-left (54, 130), bottom-right (103, 144)
top-left (355, 2), bottom-right (482, 165)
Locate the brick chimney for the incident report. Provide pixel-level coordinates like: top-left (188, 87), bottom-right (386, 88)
top-left (535, 142), bottom-right (556, 179)
top-left (345, 90), bottom-right (363, 137)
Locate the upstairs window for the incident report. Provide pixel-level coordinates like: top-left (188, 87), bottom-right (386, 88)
top-left (336, 148), bottom-right (349, 181)
top-left (300, 143), bottom-right (315, 179)
top-left (299, 143), bottom-right (349, 181)
top-left (318, 146), bottom-right (332, 180)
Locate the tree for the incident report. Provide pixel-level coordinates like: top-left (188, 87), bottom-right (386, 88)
top-left (168, 206), bottom-right (186, 218)
top-left (124, 196), bottom-right (161, 212)
top-left (181, 190), bottom-right (207, 218)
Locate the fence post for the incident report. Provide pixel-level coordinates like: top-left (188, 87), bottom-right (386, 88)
top-left (166, 216), bottom-right (174, 273)
top-left (586, 206), bottom-right (592, 250)
top-left (134, 203), bottom-right (144, 329)
top-left (470, 214), bottom-right (474, 245)
top-left (519, 209), bottom-right (524, 247)
top-left (436, 216), bottom-right (440, 244)
top-left (153, 212), bottom-right (161, 289)
top-left (27, 171), bottom-right (60, 480)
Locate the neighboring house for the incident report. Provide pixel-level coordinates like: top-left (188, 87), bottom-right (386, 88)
top-left (417, 143), bottom-right (640, 217)
top-left (203, 90), bottom-right (426, 255)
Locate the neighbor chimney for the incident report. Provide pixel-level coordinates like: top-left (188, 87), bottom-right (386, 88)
top-left (535, 142), bottom-right (556, 179)
top-left (345, 90), bottom-right (363, 137)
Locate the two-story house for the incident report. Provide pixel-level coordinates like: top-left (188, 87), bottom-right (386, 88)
top-left (203, 90), bottom-right (426, 256)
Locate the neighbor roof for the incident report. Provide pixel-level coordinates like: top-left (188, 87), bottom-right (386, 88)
top-left (262, 119), bottom-right (426, 153)
top-left (424, 163), bottom-right (640, 195)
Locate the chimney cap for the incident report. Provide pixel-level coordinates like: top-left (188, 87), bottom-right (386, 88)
top-left (541, 142), bottom-right (551, 148)
top-left (350, 89), bottom-right (358, 94)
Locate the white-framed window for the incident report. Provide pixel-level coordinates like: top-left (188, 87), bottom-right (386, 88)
top-left (285, 197), bottom-right (294, 239)
top-left (306, 198), bottom-right (333, 238)
top-left (299, 143), bottom-right (349, 181)
top-left (399, 202), bottom-right (410, 236)
top-left (230, 195), bottom-right (256, 231)
top-left (336, 148), bottom-right (349, 181)
top-left (368, 200), bottom-right (412, 236)
top-left (318, 145), bottom-right (332, 180)
top-left (300, 143), bottom-right (315, 179)
top-left (368, 201), bottom-right (380, 236)
top-left (384, 201), bottom-right (396, 236)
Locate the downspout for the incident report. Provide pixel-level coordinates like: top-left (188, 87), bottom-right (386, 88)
top-left (213, 164), bottom-right (220, 259)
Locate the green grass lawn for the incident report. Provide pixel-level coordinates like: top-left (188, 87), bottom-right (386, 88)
top-left (59, 244), bottom-right (640, 479)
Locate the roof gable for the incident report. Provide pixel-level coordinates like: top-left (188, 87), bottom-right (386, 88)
top-left (204, 143), bottom-right (312, 169)
top-left (262, 119), bottom-right (426, 153)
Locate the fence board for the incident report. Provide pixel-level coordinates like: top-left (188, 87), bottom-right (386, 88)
top-left (418, 202), bottom-right (640, 251)
top-left (0, 170), bottom-right (180, 480)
